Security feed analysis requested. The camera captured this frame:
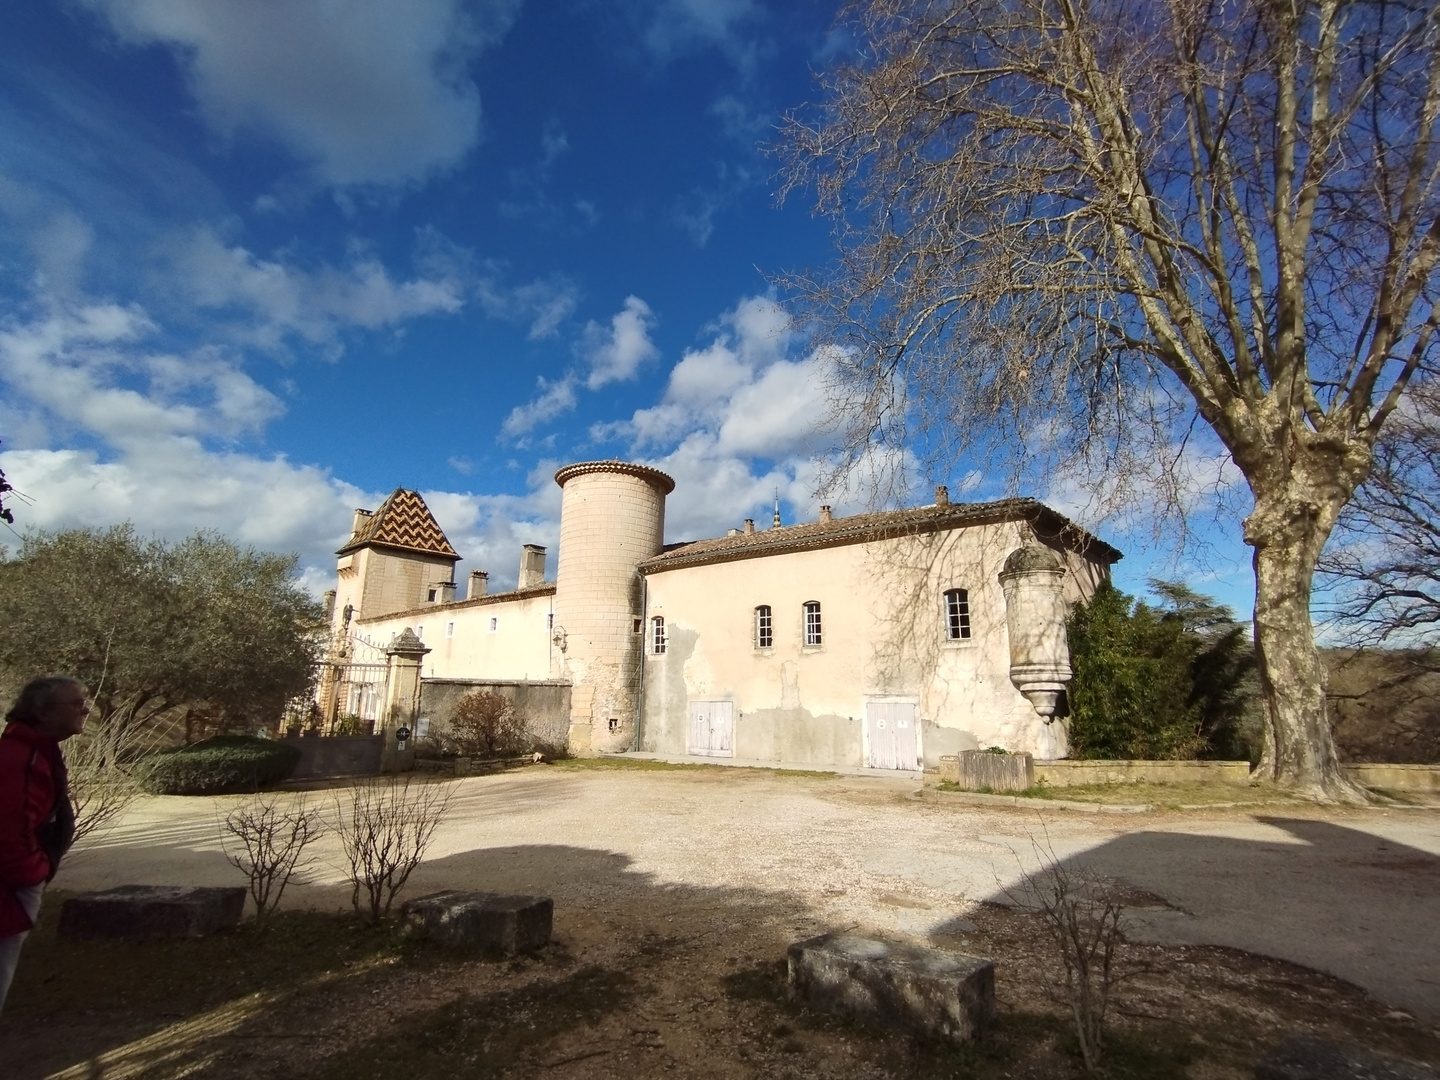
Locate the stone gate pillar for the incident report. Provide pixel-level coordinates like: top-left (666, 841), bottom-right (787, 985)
top-left (382, 628), bottom-right (430, 735)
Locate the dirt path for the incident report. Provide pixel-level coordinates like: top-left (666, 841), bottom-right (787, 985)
top-left (53, 765), bottom-right (1440, 1020)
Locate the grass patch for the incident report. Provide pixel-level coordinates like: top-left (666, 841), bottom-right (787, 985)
top-left (550, 756), bottom-right (727, 773)
top-left (935, 778), bottom-right (1314, 808)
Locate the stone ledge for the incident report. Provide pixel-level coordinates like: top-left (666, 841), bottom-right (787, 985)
top-left (788, 933), bottom-right (994, 1041)
top-left (59, 886), bottom-right (246, 940)
top-left (401, 890), bottom-right (553, 955)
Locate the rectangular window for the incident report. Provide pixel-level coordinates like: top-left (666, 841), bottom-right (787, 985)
top-left (755, 605), bottom-right (773, 648)
top-left (633, 617), bottom-right (642, 633)
top-left (445, 621), bottom-right (455, 638)
top-left (803, 601), bottom-right (822, 647)
top-left (547, 612), bottom-right (554, 629)
top-left (415, 625), bottom-right (424, 640)
top-left (945, 588), bottom-right (972, 640)
top-left (652, 616), bottom-right (666, 654)
top-left (488, 616), bottom-right (498, 633)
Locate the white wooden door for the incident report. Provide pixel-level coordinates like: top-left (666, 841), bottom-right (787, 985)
top-left (687, 700), bottom-right (734, 757)
top-left (865, 702), bottom-right (918, 770)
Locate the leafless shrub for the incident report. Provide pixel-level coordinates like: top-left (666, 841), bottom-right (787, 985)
top-left (69, 694), bottom-right (165, 844)
top-left (1009, 842), bottom-right (1126, 1073)
top-left (335, 776), bottom-right (453, 924)
top-left (444, 690), bottom-right (529, 758)
top-left (222, 796), bottom-right (325, 931)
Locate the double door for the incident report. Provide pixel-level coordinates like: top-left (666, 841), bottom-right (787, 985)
top-left (688, 700), bottom-right (734, 757)
top-left (865, 701), bottom-right (918, 770)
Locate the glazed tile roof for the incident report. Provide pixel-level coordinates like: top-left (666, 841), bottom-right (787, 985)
top-left (337, 489), bottom-right (460, 560)
top-left (640, 497), bottom-right (1121, 573)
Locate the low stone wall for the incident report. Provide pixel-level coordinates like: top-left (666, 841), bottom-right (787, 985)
top-left (281, 734), bottom-right (385, 779)
top-left (418, 679), bottom-right (571, 751)
top-left (1031, 760), bottom-right (1253, 786)
top-left (1344, 763), bottom-right (1440, 793)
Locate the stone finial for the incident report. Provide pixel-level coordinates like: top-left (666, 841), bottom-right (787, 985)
top-left (386, 627), bottom-right (431, 657)
top-left (936, 485), bottom-right (950, 506)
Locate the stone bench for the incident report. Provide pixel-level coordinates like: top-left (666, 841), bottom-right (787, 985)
top-left (401, 890), bottom-right (553, 955)
top-left (59, 886), bottom-right (247, 940)
top-left (787, 933), bottom-right (994, 1041)
top-left (1255, 1034), bottom-right (1437, 1080)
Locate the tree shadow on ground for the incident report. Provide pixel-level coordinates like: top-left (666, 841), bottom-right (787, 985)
top-left (929, 814), bottom-right (1440, 1072)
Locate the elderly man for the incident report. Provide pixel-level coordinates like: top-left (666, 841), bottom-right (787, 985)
top-left (0, 677), bottom-right (86, 1012)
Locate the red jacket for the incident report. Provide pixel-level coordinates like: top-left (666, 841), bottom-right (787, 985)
top-left (0, 722), bottom-right (63, 935)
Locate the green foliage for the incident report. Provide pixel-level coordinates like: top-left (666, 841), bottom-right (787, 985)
top-left (0, 526), bottom-right (323, 733)
top-left (135, 736), bottom-right (301, 796)
top-left (1066, 582), bottom-right (1258, 761)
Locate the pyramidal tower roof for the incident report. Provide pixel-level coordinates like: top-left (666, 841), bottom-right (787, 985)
top-left (337, 489), bottom-right (459, 560)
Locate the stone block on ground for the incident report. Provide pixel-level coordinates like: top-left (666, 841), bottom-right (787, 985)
top-left (401, 890), bottom-right (553, 955)
top-left (59, 885), bottom-right (247, 940)
top-left (1255, 1034), bottom-right (1437, 1080)
top-left (787, 933), bottom-right (994, 1041)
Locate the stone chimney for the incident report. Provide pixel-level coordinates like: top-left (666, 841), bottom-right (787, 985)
top-left (819, 505), bottom-right (832, 522)
top-left (518, 544), bottom-right (547, 589)
top-left (432, 581), bottom-right (456, 604)
top-left (351, 508), bottom-right (373, 536)
top-left (935, 485), bottom-right (950, 507)
top-left (468, 569), bottom-right (488, 599)
top-left (743, 519), bottom-right (755, 534)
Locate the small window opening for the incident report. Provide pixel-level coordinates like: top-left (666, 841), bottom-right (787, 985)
top-left (427, 589), bottom-right (436, 602)
top-left (803, 601), bottom-right (822, 646)
top-left (488, 616), bottom-right (498, 633)
top-left (755, 605), bottom-right (773, 648)
top-left (445, 621), bottom-right (455, 638)
top-left (651, 616), bottom-right (667, 654)
top-left (608, 718), bottom-right (619, 733)
top-left (945, 588), bottom-right (972, 640)
top-left (633, 617), bottom-right (642, 633)
top-left (415, 625), bottom-right (424, 640)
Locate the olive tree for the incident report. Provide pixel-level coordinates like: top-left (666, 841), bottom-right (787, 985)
top-left (0, 526), bottom-right (323, 734)
top-left (780, 0), bottom-right (1440, 798)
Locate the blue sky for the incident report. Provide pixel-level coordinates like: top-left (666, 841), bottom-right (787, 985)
top-left (0, 0), bottom-right (1256, 611)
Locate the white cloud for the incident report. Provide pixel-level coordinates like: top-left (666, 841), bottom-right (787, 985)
top-left (476, 273), bottom-right (580, 341)
top-left (501, 375), bottom-right (578, 438)
top-left (168, 227), bottom-right (465, 354)
top-left (79, 0), bottom-right (520, 187)
top-left (641, 0), bottom-right (766, 74)
top-left (582, 295), bottom-right (659, 389)
top-left (671, 163), bottom-right (754, 247)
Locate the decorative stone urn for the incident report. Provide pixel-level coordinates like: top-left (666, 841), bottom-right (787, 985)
top-left (998, 545), bottom-right (1072, 720)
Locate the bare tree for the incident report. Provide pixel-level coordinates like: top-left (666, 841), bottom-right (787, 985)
top-left (1008, 841), bottom-right (1127, 1073)
top-left (221, 796), bottom-right (325, 931)
top-left (68, 694), bottom-right (166, 845)
top-left (335, 777), bottom-right (453, 925)
top-left (444, 690), bottom-right (529, 758)
top-left (1319, 375), bottom-right (1440, 651)
top-left (780, 0), bottom-right (1440, 798)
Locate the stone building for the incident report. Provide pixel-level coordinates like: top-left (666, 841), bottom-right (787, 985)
top-left (322, 460), bottom-right (1120, 768)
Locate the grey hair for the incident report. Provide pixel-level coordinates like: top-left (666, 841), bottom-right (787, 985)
top-left (5, 677), bottom-right (87, 727)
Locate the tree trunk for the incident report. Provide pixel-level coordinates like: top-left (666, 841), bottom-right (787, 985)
top-left (1245, 498), bottom-right (1368, 802)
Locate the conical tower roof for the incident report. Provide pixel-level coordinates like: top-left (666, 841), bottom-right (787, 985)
top-left (337, 489), bottom-right (459, 560)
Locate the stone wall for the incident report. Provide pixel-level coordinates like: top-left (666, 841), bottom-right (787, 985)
top-left (418, 678), bottom-right (572, 751)
top-left (1032, 759), bottom-right (1252, 785)
top-left (280, 734), bottom-right (385, 779)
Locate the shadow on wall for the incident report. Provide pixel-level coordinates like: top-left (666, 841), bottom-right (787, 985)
top-left (939, 816), bottom-right (1440, 1022)
top-left (418, 679), bottom-right (572, 751)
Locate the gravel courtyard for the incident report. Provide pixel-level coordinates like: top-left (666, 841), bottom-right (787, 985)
top-left (52, 763), bottom-right (1440, 1021)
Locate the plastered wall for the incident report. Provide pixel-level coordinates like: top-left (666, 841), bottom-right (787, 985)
top-left (640, 519), bottom-right (1110, 765)
top-left (354, 589), bottom-right (556, 682)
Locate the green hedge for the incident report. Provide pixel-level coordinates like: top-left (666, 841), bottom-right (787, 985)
top-left (135, 735), bottom-right (301, 796)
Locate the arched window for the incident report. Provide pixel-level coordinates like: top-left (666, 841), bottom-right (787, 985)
top-left (944, 588), bottom-right (972, 640)
top-left (651, 616), bottom-right (667, 655)
top-left (755, 605), bottom-right (773, 648)
top-left (803, 601), bottom-right (823, 646)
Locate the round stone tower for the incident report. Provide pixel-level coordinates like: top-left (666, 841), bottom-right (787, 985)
top-left (552, 461), bottom-right (674, 754)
